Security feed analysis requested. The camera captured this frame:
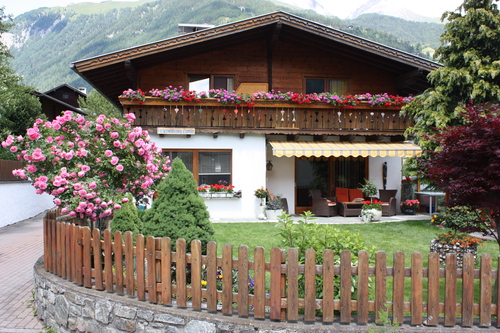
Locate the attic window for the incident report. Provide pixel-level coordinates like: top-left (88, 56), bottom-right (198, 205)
top-left (62, 93), bottom-right (69, 100)
top-left (305, 78), bottom-right (348, 95)
top-left (189, 75), bottom-right (234, 92)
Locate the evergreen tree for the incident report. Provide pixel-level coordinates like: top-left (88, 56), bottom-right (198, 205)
top-left (0, 7), bottom-right (43, 151)
top-left (403, 0), bottom-right (500, 150)
top-left (110, 194), bottom-right (142, 238)
top-left (142, 158), bottom-right (215, 251)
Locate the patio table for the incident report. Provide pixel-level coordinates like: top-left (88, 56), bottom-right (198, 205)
top-left (415, 191), bottom-right (446, 215)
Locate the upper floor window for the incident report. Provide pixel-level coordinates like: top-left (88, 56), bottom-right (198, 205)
top-left (162, 149), bottom-right (231, 185)
top-left (62, 93), bottom-right (70, 99)
top-left (189, 75), bottom-right (234, 92)
top-left (305, 78), bottom-right (348, 95)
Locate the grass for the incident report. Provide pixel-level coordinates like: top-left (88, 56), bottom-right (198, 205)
top-left (213, 219), bottom-right (499, 267)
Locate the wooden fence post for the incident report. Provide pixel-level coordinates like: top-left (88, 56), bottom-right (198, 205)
top-left (237, 245), bottom-right (249, 317)
top-left (147, 236), bottom-right (157, 304)
top-left (304, 248), bottom-right (317, 323)
top-left (190, 240), bottom-right (202, 310)
top-left (340, 249), bottom-right (351, 324)
top-left (270, 247), bottom-right (282, 321)
top-left (321, 249), bottom-right (334, 323)
top-left (444, 253), bottom-right (457, 326)
top-left (375, 251), bottom-right (387, 324)
top-left (114, 231), bottom-right (124, 295)
top-left (411, 252), bottom-right (423, 326)
top-left (160, 237), bottom-right (172, 306)
top-left (253, 246), bottom-right (266, 319)
top-left (222, 243), bottom-right (233, 315)
top-left (479, 253), bottom-right (492, 327)
top-left (287, 248), bottom-right (299, 322)
top-left (205, 241), bottom-right (217, 312)
top-left (175, 238), bottom-right (187, 307)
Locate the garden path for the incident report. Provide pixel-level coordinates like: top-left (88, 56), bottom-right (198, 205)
top-left (0, 211), bottom-right (45, 333)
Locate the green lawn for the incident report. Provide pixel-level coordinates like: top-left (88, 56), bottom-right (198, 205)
top-left (213, 219), bottom-right (499, 268)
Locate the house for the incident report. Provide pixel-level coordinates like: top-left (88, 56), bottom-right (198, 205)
top-left (71, 11), bottom-right (441, 219)
top-left (33, 84), bottom-right (87, 120)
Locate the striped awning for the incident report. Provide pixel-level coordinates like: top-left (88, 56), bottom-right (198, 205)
top-left (270, 141), bottom-right (422, 158)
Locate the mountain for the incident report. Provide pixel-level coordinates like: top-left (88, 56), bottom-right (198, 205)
top-left (3, 0), bottom-right (443, 92)
top-left (273, 0), bottom-right (445, 23)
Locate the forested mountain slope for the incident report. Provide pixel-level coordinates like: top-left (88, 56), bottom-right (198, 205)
top-left (5, 0), bottom-right (443, 92)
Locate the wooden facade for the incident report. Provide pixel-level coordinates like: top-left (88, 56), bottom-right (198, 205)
top-left (72, 11), bottom-right (441, 121)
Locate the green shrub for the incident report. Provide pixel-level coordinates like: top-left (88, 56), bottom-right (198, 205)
top-left (142, 158), bottom-right (215, 252)
top-left (110, 194), bottom-right (142, 238)
top-left (275, 211), bottom-right (375, 300)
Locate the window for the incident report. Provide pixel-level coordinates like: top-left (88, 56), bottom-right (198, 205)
top-left (62, 93), bottom-right (70, 99)
top-left (305, 78), bottom-right (348, 95)
top-left (163, 150), bottom-right (231, 185)
top-left (189, 75), bottom-right (234, 92)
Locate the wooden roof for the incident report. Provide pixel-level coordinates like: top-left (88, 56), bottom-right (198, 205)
top-left (71, 11), bottom-right (441, 107)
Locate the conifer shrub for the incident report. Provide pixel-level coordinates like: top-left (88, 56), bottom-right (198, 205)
top-left (142, 158), bottom-right (215, 252)
top-left (110, 194), bottom-right (142, 238)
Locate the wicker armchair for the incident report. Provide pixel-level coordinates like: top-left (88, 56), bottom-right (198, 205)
top-left (309, 189), bottom-right (337, 217)
top-left (379, 189), bottom-right (397, 216)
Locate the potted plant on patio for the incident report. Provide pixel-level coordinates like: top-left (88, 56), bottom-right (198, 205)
top-left (400, 199), bottom-right (420, 215)
top-left (430, 206), bottom-right (488, 267)
top-left (359, 179), bottom-right (382, 222)
top-left (266, 194), bottom-right (284, 221)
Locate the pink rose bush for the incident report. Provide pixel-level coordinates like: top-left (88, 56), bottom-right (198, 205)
top-left (2, 111), bottom-right (171, 221)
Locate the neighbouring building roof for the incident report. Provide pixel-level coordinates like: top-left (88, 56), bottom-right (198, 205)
top-left (71, 11), bottom-right (441, 108)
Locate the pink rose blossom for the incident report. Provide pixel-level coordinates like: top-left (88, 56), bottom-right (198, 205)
top-left (116, 164), bottom-right (124, 172)
top-left (110, 132), bottom-right (119, 139)
top-left (110, 156), bottom-right (119, 165)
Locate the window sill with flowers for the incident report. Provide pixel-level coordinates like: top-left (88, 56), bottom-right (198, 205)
top-left (197, 184), bottom-right (241, 199)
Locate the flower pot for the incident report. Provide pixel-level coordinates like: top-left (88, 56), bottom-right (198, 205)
top-left (360, 208), bottom-right (382, 222)
top-left (402, 207), bottom-right (416, 215)
top-left (265, 209), bottom-right (283, 221)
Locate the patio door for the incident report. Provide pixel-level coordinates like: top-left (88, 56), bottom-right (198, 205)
top-left (295, 156), bottom-right (367, 213)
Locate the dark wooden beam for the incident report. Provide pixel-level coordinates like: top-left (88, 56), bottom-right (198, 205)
top-left (268, 22), bottom-right (282, 91)
top-left (124, 60), bottom-right (137, 89)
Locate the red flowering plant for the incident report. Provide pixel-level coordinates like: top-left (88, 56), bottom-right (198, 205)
top-left (122, 88), bottom-right (146, 104)
top-left (401, 199), bottom-right (420, 209)
top-left (430, 206), bottom-right (490, 247)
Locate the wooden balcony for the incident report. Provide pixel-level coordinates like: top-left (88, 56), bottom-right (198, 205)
top-left (120, 97), bottom-right (413, 136)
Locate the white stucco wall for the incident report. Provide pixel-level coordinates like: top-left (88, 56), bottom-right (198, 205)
top-left (0, 182), bottom-right (54, 228)
top-left (368, 156), bottom-right (402, 204)
top-left (151, 132), bottom-right (267, 219)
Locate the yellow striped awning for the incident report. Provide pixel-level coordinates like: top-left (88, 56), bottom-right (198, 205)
top-left (270, 141), bottom-right (422, 158)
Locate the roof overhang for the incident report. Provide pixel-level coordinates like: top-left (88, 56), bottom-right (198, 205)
top-left (269, 141), bottom-right (422, 158)
top-left (71, 11), bottom-right (442, 108)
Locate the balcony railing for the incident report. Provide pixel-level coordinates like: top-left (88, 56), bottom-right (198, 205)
top-left (120, 98), bottom-right (413, 134)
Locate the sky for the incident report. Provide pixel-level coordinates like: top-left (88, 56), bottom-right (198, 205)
top-left (2, 0), bottom-right (464, 19)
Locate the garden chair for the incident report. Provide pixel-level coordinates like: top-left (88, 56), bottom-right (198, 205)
top-left (309, 189), bottom-right (337, 217)
top-left (379, 189), bottom-right (397, 216)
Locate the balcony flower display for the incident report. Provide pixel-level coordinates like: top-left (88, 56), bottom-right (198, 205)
top-left (121, 87), bottom-right (414, 108)
top-left (198, 183), bottom-right (235, 198)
